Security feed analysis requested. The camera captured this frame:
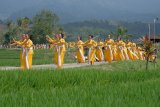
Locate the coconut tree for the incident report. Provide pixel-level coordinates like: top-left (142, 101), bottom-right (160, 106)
top-left (116, 26), bottom-right (128, 39)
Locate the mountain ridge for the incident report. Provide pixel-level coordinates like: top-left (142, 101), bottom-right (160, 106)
top-left (8, 5), bottom-right (158, 24)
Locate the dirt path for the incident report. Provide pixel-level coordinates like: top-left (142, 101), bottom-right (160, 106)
top-left (0, 62), bottom-right (107, 70)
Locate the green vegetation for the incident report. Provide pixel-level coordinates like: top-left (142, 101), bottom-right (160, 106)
top-left (2, 10), bottom-right (61, 44)
top-left (31, 10), bottom-right (59, 43)
top-left (63, 20), bottom-right (160, 41)
top-left (0, 48), bottom-right (160, 106)
top-left (1, 17), bottom-right (160, 44)
top-left (0, 6), bottom-right (160, 107)
top-left (0, 62), bottom-right (160, 107)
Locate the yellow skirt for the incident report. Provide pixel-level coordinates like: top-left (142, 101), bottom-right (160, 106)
top-left (116, 47), bottom-right (125, 61)
top-left (127, 48), bottom-right (134, 60)
top-left (88, 48), bottom-right (96, 65)
top-left (20, 51), bottom-right (25, 70)
top-left (20, 50), bottom-right (33, 70)
top-left (95, 48), bottom-right (103, 62)
top-left (76, 49), bottom-right (85, 63)
top-left (104, 47), bottom-right (113, 63)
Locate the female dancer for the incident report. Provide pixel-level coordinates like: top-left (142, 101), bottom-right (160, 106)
top-left (84, 35), bottom-right (97, 65)
top-left (104, 35), bottom-right (114, 63)
top-left (75, 36), bottom-right (85, 63)
top-left (95, 38), bottom-right (104, 62)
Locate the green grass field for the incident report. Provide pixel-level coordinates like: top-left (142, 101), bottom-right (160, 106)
top-left (0, 49), bottom-right (160, 107)
top-left (0, 65), bottom-right (160, 107)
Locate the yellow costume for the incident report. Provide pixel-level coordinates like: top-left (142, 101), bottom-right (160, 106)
top-left (112, 42), bottom-right (118, 61)
top-left (126, 41), bottom-right (134, 60)
top-left (24, 39), bottom-right (34, 69)
top-left (104, 39), bottom-right (114, 63)
top-left (56, 38), bottom-right (66, 68)
top-left (14, 39), bottom-right (26, 69)
top-left (47, 37), bottom-right (61, 68)
top-left (84, 39), bottom-right (97, 65)
top-left (14, 39), bottom-right (33, 69)
top-left (95, 41), bottom-right (104, 62)
top-left (76, 40), bottom-right (85, 63)
top-left (122, 42), bottom-right (129, 60)
top-left (131, 42), bottom-right (139, 60)
top-left (137, 47), bottom-right (144, 60)
top-left (116, 40), bottom-right (125, 61)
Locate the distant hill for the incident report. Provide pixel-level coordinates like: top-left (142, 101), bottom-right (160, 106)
top-left (8, 2), bottom-right (158, 24)
top-left (62, 20), bottom-right (160, 41)
top-left (0, 0), bottom-right (159, 23)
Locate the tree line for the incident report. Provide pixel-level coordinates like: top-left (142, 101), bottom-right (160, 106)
top-left (1, 10), bottom-right (64, 44)
top-left (63, 20), bottom-right (160, 41)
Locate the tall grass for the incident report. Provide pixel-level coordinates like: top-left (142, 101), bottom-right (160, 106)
top-left (0, 49), bottom-right (160, 106)
top-left (0, 66), bottom-right (160, 107)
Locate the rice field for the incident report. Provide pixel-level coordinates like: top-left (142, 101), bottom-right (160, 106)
top-left (0, 66), bottom-right (160, 107)
top-left (0, 49), bottom-right (160, 107)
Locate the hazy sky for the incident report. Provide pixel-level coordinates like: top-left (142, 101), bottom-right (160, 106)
top-left (0, 0), bottom-right (160, 19)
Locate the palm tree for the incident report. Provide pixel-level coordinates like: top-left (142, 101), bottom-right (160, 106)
top-left (116, 26), bottom-right (128, 39)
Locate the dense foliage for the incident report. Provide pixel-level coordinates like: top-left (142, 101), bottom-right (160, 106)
top-left (1, 10), bottom-right (61, 44)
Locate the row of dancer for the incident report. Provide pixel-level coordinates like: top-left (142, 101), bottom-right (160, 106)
top-left (11, 33), bottom-right (145, 69)
top-left (74, 35), bottom-right (145, 65)
top-left (46, 34), bottom-right (145, 68)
